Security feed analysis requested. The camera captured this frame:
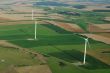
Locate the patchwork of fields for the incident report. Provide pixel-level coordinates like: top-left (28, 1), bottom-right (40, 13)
top-left (0, 0), bottom-right (110, 73)
top-left (0, 23), bottom-right (110, 73)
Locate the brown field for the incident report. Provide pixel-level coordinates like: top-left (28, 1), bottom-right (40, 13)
top-left (88, 24), bottom-right (110, 32)
top-left (0, 17), bottom-right (11, 21)
top-left (1, 65), bottom-right (52, 73)
top-left (48, 13), bottom-right (65, 20)
top-left (0, 20), bottom-right (34, 25)
top-left (16, 65), bottom-right (52, 73)
top-left (81, 34), bottom-right (110, 44)
top-left (0, 10), bottom-right (46, 21)
top-left (46, 21), bottom-right (84, 32)
top-left (97, 33), bottom-right (110, 38)
top-left (93, 24), bottom-right (110, 29)
top-left (0, 1), bottom-right (46, 21)
top-left (0, 20), bottom-right (47, 26)
top-left (104, 17), bottom-right (110, 21)
top-left (0, 11), bottom-right (30, 20)
top-left (88, 48), bottom-right (110, 65)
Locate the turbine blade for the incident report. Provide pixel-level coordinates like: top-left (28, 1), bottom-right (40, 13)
top-left (87, 40), bottom-right (91, 49)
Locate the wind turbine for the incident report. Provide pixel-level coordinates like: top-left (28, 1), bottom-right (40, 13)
top-left (74, 34), bottom-right (90, 65)
top-left (83, 38), bottom-right (89, 64)
top-left (34, 21), bottom-right (37, 40)
top-left (31, 9), bottom-right (38, 40)
top-left (82, 37), bottom-right (91, 65)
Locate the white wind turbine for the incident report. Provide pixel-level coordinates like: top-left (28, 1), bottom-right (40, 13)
top-left (34, 21), bottom-right (37, 40)
top-left (74, 34), bottom-right (90, 65)
top-left (83, 38), bottom-right (89, 64)
top-left (32, 9), bottom-right (37, 40)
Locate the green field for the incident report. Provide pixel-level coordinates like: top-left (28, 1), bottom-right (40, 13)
top-left (0, 47), bottom-right (40, 72)
top-left (0, 23), bottom-right (110, 73)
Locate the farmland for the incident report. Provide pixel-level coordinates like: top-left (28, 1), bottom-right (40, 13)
top-left (0, 23), bottom-right (110, 73)
top-left (0, 0), bottom-right (110, 73)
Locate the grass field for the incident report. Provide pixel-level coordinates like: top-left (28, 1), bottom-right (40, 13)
top-left (0, 23), bottom-right (110, 73)
top-left (0, 47), bottom-right (40, 72)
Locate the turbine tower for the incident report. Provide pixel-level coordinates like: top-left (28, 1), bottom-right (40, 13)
top-left (35, 21), bottom-right (37, 40)
top-left (83, 38), bottom-right (88, 64)
top-left (74, 34), bottom-right (90, 65)
top-left (32, 9), bottom-right (37, 40)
